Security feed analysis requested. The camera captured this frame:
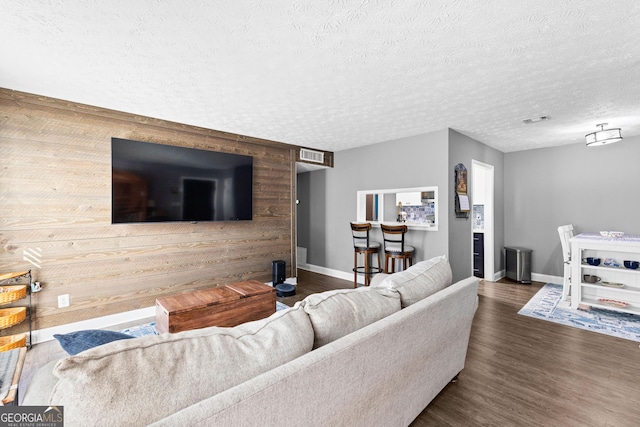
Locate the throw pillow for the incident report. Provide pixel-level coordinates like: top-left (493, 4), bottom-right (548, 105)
top-left (373, 255), bottom-right (453, 308)
top-left (53, 330), bottom-right (134, 356)
top-left (303, 286), bottom-right (401, 349)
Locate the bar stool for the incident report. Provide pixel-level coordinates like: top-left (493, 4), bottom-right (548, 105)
top-left (350, 222), bottom-right (382, 287)
top-left (381, 224), bottom-right (414, 273)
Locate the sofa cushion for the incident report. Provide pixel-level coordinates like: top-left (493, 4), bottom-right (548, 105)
top-left (44, 301), bottom-right (314, 426)
top-left (373, 255), bottom-right (453, 308)
top-left (53, 329), bottom-right (135, 355)
top-left (369, 272), bottom-right (390, 287)
top-left (303, 287), bottom-right (401, 349)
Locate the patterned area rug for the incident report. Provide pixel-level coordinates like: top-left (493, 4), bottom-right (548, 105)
top-left (518, 283), bottom-right (640, 342)
top-left (120, 301), bottom-right (290, 337)
top-left (0, 348), bottom-right (20, 399)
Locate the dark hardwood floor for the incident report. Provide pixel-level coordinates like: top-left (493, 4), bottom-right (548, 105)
top-left (290, 270), bottom-right (640, 427)
top-left (277, 269), bottom-right (356, 305)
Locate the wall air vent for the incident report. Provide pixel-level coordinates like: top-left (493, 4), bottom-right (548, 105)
top-left (299, 148), bottom-right (325, 164)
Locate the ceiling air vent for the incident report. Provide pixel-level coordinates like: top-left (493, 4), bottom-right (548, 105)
top-left (299, 148), bottom-right (324, 164)
top-left (522, 115), bottom-right (550, 124)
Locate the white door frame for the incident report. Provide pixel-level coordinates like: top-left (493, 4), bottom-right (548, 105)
top-left (472, 160), bottom-right (495, 281)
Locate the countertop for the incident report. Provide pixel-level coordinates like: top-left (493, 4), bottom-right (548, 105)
top-left (370, 221), bottom-right (437, 231)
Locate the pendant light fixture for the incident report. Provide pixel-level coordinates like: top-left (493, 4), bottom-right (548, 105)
top-left (585, 123), bottom-right (623, 146)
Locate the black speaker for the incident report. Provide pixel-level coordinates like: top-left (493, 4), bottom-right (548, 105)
top-left (272, 260), bottom-right (286, 285)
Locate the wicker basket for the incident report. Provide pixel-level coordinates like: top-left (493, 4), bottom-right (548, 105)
top-left (0, 307), bottom-right (26, 330)
top-left (0, 334), bottom-right (26, 352)
top-left (0, 271), bottom-right (29, 282)
top-left (0, 286), bottom-right (27, 306)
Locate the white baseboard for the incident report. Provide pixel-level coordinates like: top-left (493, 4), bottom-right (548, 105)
top-left (491, 269), bottom-right (505, 282)
top-left (32, 306), bottom-right (156, 344)
top-left (267, 277), bottom-right (298, 287)
top-left (532, 272), bottom-right (563, 285)
top-left (297, 263), bottom-right (357, 283)
top-left (488, 270), bottom-right (561, 284)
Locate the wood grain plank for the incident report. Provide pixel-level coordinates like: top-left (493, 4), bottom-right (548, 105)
top-left (0, 88), bottom-right (297, 330)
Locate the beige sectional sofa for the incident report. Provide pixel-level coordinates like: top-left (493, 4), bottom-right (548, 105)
top-left (24, 256), bottom-right (479, 426)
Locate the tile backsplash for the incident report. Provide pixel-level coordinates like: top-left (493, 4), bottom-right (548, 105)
top-left (473, 204), bottom-right (484, 230)
top-left (401, 204), bottom-right (435, 224)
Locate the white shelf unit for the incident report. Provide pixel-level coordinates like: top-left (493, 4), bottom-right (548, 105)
top-left (570, 234), bottom-right (640, 315)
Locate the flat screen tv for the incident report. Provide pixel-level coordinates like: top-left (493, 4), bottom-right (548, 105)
top-left (111, 138), bottom-right (253, 223)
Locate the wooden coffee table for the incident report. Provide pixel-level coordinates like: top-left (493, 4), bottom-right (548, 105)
top-left (155, 280), bottom-right (276, 334)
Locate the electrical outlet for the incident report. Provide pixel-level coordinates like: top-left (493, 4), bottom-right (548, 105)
top-left (58, 294), bottom-right (70, 308)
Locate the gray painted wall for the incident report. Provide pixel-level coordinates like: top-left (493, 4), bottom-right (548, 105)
top-left (504, 134), bottom-right (640, 277)
top-left (298, 129), bottom-right (450, 277)
top-left (448, 130), bottom-right (505, 282)
top-left (296, 172), bottom-right (311, 252)
top-left (299, 130), bottom-right (637, 282)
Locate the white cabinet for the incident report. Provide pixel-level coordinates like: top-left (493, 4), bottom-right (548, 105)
top-left (395, 192), bottom-right (422, 206)
top-left (570, 233), bottom-right (640, 315)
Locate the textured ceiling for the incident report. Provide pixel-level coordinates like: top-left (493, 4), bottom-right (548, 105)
top-left (1, 0), bottom-right (640, 153)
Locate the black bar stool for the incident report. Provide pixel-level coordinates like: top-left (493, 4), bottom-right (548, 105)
top-left (381, 224), bottom-right (414, 273)
top-left (350, 222), bottom-right (382, 287)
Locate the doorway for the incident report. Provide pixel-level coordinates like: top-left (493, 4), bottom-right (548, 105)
top-left (471, 160), bottom-right (495, 280)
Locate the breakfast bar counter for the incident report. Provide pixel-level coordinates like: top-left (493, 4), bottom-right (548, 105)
top-left (370, 221), bottom-right (437, 231)
top-left (570, 233), bottom-right (640, 314)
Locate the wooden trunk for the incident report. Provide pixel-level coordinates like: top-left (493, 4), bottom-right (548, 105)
top-left (155, 280), bottom-right (276, 334)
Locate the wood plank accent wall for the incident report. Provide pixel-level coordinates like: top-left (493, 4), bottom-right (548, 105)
top-left (0, 88), bottom-right (297, 331)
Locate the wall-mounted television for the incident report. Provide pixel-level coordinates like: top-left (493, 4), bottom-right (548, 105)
top-left (111, 138), bottom-right (253, 223)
